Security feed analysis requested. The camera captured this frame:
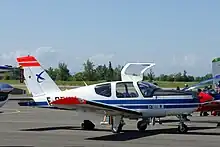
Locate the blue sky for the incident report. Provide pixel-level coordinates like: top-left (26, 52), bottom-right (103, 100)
top-left (0, 0), bottom-right (219, 76)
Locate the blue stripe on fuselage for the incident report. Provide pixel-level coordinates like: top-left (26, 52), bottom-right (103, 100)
top-left (36, 101), bottom-right (49, 105)
top-left (32, 98), bottom-right (199, 106)
top-left (18, 101), bottom-right (49, 107)
top-left (33, 101), bottom-right (198, 109)
top-left (30, 98), bottom-right (199, 110)
top-left (121, 104), bottom-right (199, 109)
top-left (93, 98), bottom-right (199, 105)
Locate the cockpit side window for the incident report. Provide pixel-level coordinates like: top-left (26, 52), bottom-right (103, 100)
top-left (95, 83), bottom-right (111, 97)
top-left (116, 82), bottom-right (139, 98)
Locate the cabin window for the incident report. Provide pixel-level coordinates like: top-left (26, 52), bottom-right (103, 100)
top-left (94, 83), bottom-right (111, 97)
top-left (116, 82), bottom-right (138, 98)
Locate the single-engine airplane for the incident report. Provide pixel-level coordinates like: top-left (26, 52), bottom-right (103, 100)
top-left (16, 55), bottom-right (219, 134)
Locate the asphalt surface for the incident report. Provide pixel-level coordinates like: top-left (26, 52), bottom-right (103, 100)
top-left (1, 99), bottom-right (220, 146)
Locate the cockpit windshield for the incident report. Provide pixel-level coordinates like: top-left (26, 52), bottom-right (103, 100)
top-left (137, 81), bottom-right (160, 97)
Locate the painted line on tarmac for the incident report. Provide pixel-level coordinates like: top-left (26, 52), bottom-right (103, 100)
top-left (0, 108), bottom-right (21, 115)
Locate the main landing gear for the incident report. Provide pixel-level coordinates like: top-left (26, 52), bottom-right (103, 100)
top-left (137, 119), bottom-right (148, 131)
top-left (177, 115), bottom-right (188, 133)
top-left (81, 120), bottom-right (95, 130)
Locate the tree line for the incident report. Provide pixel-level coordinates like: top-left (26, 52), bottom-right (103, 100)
top-left (2, 59), bottom-right (212, 82)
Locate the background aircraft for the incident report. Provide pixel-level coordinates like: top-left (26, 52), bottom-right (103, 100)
top-left (17, 55), bottom-right (218, 134)
top-left (185, 57), bottom-right (220, 115)
top-left (0, 65), bottom-right (14, 107)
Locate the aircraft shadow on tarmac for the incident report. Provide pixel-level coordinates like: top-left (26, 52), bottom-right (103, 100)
top-left (20, 126), bottom-right (220, 141)
top-left (159, 119), bottom-right (220, 124)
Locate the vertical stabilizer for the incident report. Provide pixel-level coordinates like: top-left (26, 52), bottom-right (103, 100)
top-left (16, 56), bottom-right (61, 97)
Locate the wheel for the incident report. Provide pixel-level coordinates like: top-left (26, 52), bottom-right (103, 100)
top-left (137, 120), bottom-right (147, 131)
top-left (177, 123), bottom-right (188, 133)
top-left (81, 123), bottom-right (85, 129)
top-left (112, 123), bottom-right (123, 133)
top-left (158, 118), bottom-right (162, 124)
top-left (81, 120), bottom-right (95, 130)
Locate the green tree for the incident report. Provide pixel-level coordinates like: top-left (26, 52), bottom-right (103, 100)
top-left (83, 59), bottom-right (97, 81)
top-left (159, 74), bottom-right (168, 81)
top-left (174, 72), bottom-right (182, 81)
top-left (167, 74), bottom-right (175, 81)
top-left (73, 72), bottom-right (85, 81)
top-left (10, 68), bottom-right (20, 80)
top-left (182, 70), bottom-right (189, 81)
top-left (187, 75), bottom-right (194, 82)
top-left (106, 61), bottom-right (114, 81)
top-left (203, 73), bottom-right (212, 80)
top-left (147, 68), bottom-right (155, 82)
top-left (57, 62), bottom-right (70, 81)
top-left (95, 65), bottom-right (108, 80)
top-left (46, 67), bottom-right (57, 80)
top-left (2, 73), bottom-right (10, 80)
top-left (113, 65), bottom-right (122, 81)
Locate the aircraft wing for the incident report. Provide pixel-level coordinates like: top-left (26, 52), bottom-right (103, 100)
top-left (197, 101), bottom-right (220, 111)
top-left (50, 97), bottom-right (142, 117)
top-left (185, 78), bottom-right (214, 91)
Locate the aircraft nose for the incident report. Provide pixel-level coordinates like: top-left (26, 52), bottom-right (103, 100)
top-left (0, 83), bottom-right (13, 102)
top-left (0, 83), bottom-right (14, 93)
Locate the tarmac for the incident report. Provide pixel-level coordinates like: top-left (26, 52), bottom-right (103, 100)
top-left (1, 97), bottom-right (220, 147)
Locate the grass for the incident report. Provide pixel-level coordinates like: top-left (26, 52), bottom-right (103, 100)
top-left (155, 81), bottom-right (197, 88)
top-left (0, 80), bottom-right (198, 89)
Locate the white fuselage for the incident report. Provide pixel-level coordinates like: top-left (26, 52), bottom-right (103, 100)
top-left (33, 81), bottom-right (199, 118)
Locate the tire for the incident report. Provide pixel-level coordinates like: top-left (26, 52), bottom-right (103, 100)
top-left (81, 120), bottom-right (95, 130)
top-left (81, 123), bottom-right (85, 129)
top-left (137, 120), bottom-right (147, 131)
top-left (177, 123), bottom-right (188, 133)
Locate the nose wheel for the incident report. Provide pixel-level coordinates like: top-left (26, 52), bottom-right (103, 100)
top-left (177, 115), bottom-right (188, 133)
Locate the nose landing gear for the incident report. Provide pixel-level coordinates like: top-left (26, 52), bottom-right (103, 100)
top-left (177, 115), bottom-right (188, 133)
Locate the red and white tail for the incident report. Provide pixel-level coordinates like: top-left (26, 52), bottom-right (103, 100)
top-left (16, 55), bottom-right (61, 97)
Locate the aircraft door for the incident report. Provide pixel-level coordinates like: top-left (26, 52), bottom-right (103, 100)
top-left (114, 82), bottom-right (139, 108)
top-left (115, 82), bottom-right (139, 98)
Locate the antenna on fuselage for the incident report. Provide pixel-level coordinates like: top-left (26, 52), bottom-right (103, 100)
top-left (83, 81), bottom-right (88, 86)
